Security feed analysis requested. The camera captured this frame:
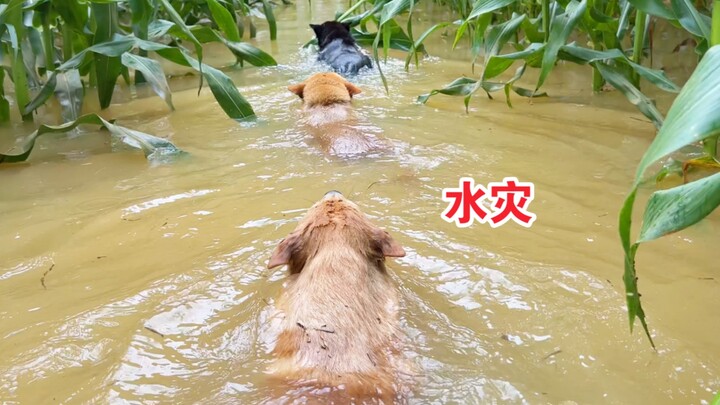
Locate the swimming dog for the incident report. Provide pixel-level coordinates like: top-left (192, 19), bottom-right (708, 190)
top-left (288, 72), bottom-right (386, 157)
top-left (267, 190), bottom-right (408, 403)
top-left (310, 21), bottom-right (373, 75)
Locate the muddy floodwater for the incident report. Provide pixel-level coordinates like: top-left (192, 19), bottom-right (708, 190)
top-left (1, 1), bottom-right (719, 404)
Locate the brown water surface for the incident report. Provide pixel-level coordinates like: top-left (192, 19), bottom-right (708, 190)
top-left (1, 2), bottom-right (718, 404)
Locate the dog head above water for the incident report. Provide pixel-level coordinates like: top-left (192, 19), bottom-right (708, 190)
top-left (288, 72), bottom-right (362, 107)
top-left (310, 21), bottom-right (354, 49)
top-left (267, 191), bottom-right (405, 273)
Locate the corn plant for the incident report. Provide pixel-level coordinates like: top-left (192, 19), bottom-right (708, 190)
top-left (619, 0), bottom-right (720, 347)
top-left (0, 0), bottom-right (278, 162)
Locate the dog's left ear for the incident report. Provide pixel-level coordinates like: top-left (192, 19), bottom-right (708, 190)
top-left (342, 21), bottom-right (352, 31)
top-left (344, 82), bottom-right (362, 97)
top-left (309, 24), bottom-right (323, 39)
top-left (268, 232), bottom-right (300, 269)
top-left (374, 229), bottom-right (406, 258)
top-left (288, 83), bottom-right (306, 98)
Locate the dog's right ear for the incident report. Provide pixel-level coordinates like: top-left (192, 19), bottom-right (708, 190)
top-left (309, 24), bottom-right (323, 39)
top-left (268, 232), bottom-right (300, 269)
top-left (344, 82), bottom-right (362, 97)
top-left (288, 83), bottom-right (306, 98)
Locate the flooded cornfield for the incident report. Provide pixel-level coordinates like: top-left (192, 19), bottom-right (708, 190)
top-left (1, 1), bottom-right (718, 404)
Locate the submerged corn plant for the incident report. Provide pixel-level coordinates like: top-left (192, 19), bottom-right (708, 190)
top-left (0, 0), bottom-right (279, 162)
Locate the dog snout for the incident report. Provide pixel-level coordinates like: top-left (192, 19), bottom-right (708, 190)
top-left (323, 190), bottom-right (343, 200)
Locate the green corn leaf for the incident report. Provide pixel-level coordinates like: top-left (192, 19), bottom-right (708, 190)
top-left (472, 13), bottom-right (493, 67)
top-left (261, 0), bottom-right (277, 40)
top-left (155, 23), bottom-right (276, 66)
top-left (91, 2), bottom-right (122, 109)
top-left (3, 0), bottom-right (32, 121)
top-left (638, 172), bottom-right (720, 243)
top-left (417, 77), bottom-right (479, 104)
top-left (354, 20), bottom-right (416, 52)
top-left (521, 15), bottom-right (545, 43)
top-left (626, 0), bottom-right (675, 20)
top-left (207, 0), bottom-right (241, 42)
top-left (626, 60), bottom-right (680, 92)
top-left (557, 44), bottom-right (680, 92)
top-left (0, 113), bottom-right (185, 163)
top-left (121, 52), bottom-right (174, 110)
top-left (483, 43), bottom-right (544, 80)
top-left (382, 18), bottom-right (392, 61)
top-left (593, 61), bottom-right (664, 128)
top-left (671, 0), bottom-right (711, 41)
top-left (452, 19), bottom-right (470, 49)
top-left (634, 45), bottom-right (720, 181)
top-left (502, 64), bottom-right (527, 107)
top-left (468, 0), bottom-right (520, 19)
top-left (128, 0), bottom-right (152, 83)
top-left (54, 69), bottom-right (84, 125)
top-left (52, 0), bottom-right (88, 30)
top-left (223, 41), bottom-right (277, 66)
top-left (512, 86), bottom-right (547, 97)
top-left (535, 0), bottom-right (587, 93)
top-left (711, 391), bottom-right (720, 405)
top-left (372, 28), bottom-right (389, 93)
top-left (0, 69), bottom-right (9, 123)
top-left (558, 43), bottom-right (626, 61)
top-left (405, 22), bottom-right (448, 69)
top-left (380, 0), bottom-right (412, 25)
top-left (484, 13), bottom-right (526, 62)
top-left (172, 51), bottom-right (255, 120)
top-left (157, 0), bottom-right (204, 87)
top-left (617, 1), bottom-right (633, 41)
top-left (618, 189), bottom-right (654, 346)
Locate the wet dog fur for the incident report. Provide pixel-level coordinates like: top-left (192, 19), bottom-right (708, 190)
top-left (288, 72), bottom-right (387, 157)
top-left (266, 191), bottom-right (409, 403)
top-left (311, 21), bottom-right (372, 75)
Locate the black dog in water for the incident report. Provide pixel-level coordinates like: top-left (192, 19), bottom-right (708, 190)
top-left (310, 21), bottom-right (372, 76)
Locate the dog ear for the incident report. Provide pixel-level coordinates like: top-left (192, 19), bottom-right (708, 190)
top-left (341, 21), bottom-right (352, 31)
top-left (268, 232), bottom-right (300, 269)
top-left (344, 82), bottom-right (362, 97)
top-left (375, 229), bottom-right (406, 258)
top-left (288, 83), bottom-right (306, 98)
top-left (309, 24), bottom-right (323, 40)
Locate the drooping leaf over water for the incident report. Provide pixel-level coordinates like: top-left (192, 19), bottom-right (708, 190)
top-left (121, 53), bottom-right (175, 111)
top-left (637, 172), bottom-right (720, 243)
top-left (619, 45), bottom-right (720, 346)
top-left (0, 113), bottom-right (185, 163)
top-left (54, 69), bottom-right (84, 125)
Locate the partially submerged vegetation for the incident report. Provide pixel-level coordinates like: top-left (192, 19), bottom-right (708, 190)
top-left (333, 0), bottom-right (720, 348)
top-left (0, 0), bottom-right (278, 160)
top-left (0, 0), bottom-right (718, 349)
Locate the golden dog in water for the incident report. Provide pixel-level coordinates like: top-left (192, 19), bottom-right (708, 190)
top-left (266, 190), bottom-right (408, 403)
top-left (288, 72), bottom-right (386, 157)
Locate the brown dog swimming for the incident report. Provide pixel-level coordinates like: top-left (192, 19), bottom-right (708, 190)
top-left (266, 190), bottom-right (409, 403)
top-left (288, 72), bottom-right (387, 158)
